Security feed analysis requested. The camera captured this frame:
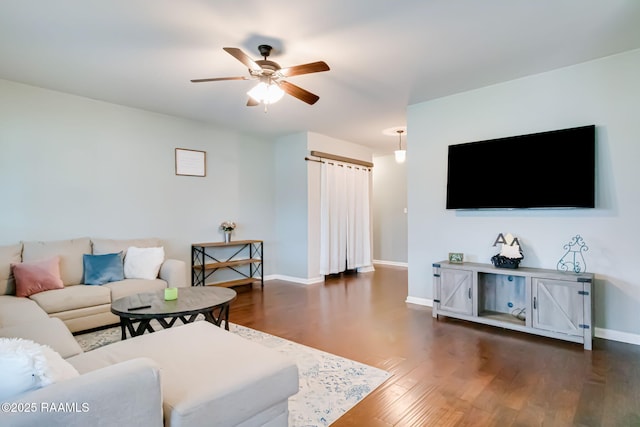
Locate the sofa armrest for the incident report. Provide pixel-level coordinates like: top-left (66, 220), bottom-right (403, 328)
top-left (0, 318), bottom-right (83, 359)
top-left (159, 258), bottom-right (187, 288)
top-left (0, 358), bottom-right (163, 427)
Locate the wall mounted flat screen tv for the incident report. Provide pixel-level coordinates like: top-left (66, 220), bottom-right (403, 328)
top-left (446, 125), bottom-right (595, 209)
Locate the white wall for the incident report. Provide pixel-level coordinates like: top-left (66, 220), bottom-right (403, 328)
top-left (0, 81), bottom-right (384, 286)
top-left (372, 154), bottom-right (407, 264)
top-left (0, 79), bottom-right (277, 275)
top-left (307, 132), bottom-right (373, 161)
top-left (407, 49), bottom-right (640, 343)
top-left (274, 132), bottom-right (309, 279)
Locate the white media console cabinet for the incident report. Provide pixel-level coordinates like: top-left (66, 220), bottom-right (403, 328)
top-left (432, 261), bottom-right (594, 350)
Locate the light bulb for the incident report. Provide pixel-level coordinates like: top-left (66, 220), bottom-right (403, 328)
top-left (247, 82), bottom-right (284, 104)
top-left (395, 149), bottom-right (406, 163)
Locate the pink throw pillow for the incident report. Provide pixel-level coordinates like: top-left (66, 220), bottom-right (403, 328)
top-left (11, 257), bottom-right (64, 297)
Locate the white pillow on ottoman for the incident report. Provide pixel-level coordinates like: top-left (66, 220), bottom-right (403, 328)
top-left (124, 246), bottom-right (165, 280)
top-left (0, 338), bottom-right (79, 400)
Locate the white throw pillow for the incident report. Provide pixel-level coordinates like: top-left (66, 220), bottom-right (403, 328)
top-left (0, 338), bottom-right (80, 401)
top-left (124, 246), bottom-right (165, 280)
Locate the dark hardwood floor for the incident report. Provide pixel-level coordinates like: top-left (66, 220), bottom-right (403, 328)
top-left (229, 266), bottom-right (640, 427)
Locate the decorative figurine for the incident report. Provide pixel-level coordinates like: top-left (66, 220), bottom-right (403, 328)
top-left (491, 232), bottom-right (523, 269)
top-left (557, 235), bottom-right (589, 273)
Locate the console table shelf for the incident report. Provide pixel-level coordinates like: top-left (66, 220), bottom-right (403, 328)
top-left (193, 258), bottom-right (262, 270)
top-left (191, 240), bottom-right (263, 289)
top-left (433, 260), bottom-right (594, 350)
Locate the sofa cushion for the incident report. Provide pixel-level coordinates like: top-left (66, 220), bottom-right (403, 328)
top-left (0, 243), bottom-right (22, 295)
top-left (12, 257), bottom-right (64, 297)
top-left (29, 285), bottom-right (111, 314)
top-left (68, 322), bottom-right (299, 427)
top-left (103, 278), bottom-right (167, 302)
top-left (0, 337), bottom-right (79, 401)
top-left (83, 252), bottom-right (124, 285)
top-left (92, 238), bottom-right (162, 257)
top-left (22, 238), bottom-right (91, 286)
top-left (0, 318), bottom-right (83, 359)
top-left (0, 296), bottom-right (49, 327)
top-left (124, 246), bottom-right (164, 280)
top-left (49, 305), bottom-right (116, 334)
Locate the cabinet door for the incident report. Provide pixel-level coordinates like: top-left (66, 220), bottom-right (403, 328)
top-left (439, 269), bottom-right (473, 315)
top-left (532, 278), bottom-right (584, 336)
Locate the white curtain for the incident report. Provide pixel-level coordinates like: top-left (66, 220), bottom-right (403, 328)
top-left (319, 161), bottom-right (372, 275)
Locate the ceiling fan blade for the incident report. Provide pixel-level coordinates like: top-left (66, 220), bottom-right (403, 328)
top-left (223, 47), bottom-right (262, 72)
top-left (279, 81), bottom-right (320, 105)
top-left (279, 61), bottom-right (330, 77)
top-left (190, 76), bottom-right (248, 83)
top-left (246, 97), bottom-right (259, 107)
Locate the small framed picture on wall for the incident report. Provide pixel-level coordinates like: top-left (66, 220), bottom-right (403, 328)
top-left (448, 252), bottom-right (464, 264)
top-left (175, 148), bottom-right (206, 177)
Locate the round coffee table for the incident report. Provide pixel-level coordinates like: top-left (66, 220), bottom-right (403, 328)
top-left (111, 287), bottom-right (236, 339)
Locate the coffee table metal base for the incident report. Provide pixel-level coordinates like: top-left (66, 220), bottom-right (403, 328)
top-left (119, 304), bottom-right (230, 339)
top-left (111, 288), bottom-right (236, 340)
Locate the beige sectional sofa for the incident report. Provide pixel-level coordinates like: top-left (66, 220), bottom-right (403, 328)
top-left (0, 237), bottom-right (187, 333)
top-left (0, 238), bottom-right (300, 427)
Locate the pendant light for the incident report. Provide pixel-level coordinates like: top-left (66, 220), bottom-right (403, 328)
top-left (394, 130), bottom-right (406, 163)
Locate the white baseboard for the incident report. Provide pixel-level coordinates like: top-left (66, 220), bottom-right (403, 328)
top-left (595, 327), bottom-right (640, 346)
top-left (403, 299), bottom-right (640, 346)
top-left (266, 274), bottom-right (324, 285)
top-left (373, 259), bottom-right (408, 268)
top-left (266, 268), bottom-right (377, 284)
top-left (405, 296), bottom-right (433, 307)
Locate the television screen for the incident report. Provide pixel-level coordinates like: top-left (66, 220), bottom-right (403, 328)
top-left (446, 125), bottom-right (595, 209)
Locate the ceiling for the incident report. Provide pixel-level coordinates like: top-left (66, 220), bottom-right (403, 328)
top-left (1, 1), bottom-right (640, 154)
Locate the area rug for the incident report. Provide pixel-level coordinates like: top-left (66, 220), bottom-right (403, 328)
top-left (75, 322), bottom-right (390, 427)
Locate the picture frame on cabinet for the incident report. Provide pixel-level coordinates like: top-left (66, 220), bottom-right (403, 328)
top-left (448, 252), bottom-right (464, 264)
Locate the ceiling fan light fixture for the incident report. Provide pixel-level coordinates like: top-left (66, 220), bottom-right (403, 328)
top-left (192, 45), bottom-right (329, 106)
top-left (247, 81), bottom-right (284, 104)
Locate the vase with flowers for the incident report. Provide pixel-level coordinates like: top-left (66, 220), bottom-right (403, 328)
top-left (220, 221), bottom-right (236, 243)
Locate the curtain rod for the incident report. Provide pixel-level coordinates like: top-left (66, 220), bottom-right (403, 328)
top-left (304, 150), bottom-right (374, 168)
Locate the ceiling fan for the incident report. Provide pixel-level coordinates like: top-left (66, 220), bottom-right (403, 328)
top-left (191, 44), bottom-right (330, 106)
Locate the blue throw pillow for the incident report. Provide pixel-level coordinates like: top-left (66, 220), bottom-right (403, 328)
top-left (83, 252), bottom-right (124, 285)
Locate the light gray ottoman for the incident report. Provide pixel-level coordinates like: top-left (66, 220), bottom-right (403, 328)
top-left (68, 321), bottom-right (299, 427)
